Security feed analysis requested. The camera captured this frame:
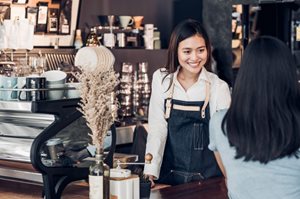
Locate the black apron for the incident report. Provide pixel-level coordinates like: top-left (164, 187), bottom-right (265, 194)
top-left (158, 81), bottom-right (221, 186)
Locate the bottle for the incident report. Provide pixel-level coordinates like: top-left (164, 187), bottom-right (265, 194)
top-left (61, 19), bottom-right (70, 34)
top-left (293, 20), bottom-right (300, 51)
top-left (153, 31), bottom-right (161, 49)
top-left (36, 2), bottom-right (48, 33)
top-left (117, 32), bottom-right (126, 48)
top-left (89, 153), bottom-right (110, 199)
top-left (47, 8), bottom-right (59, 33)
top-left (74, 29), bottom-right (83, 49)
top-left (86, 27), bottom-right (100, 47)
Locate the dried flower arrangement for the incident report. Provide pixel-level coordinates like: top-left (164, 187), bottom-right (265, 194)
top-left (74, 46), bottom-right (119, 154)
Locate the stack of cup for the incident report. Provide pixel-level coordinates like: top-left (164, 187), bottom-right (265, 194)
top-left (143, 24), bottom-right (154, 49)
top-left (41, 70), bottom-right (67, 100)
top-left (0, 76), bottom-right (18, 101)
top-left (138, 62), bottom-right (151, 117)
top-left (119, 63), bottom-right (134, 117)
top-left (18, 76), bottom-right (46, 101)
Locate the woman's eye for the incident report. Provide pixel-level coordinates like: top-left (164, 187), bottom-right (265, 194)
top-left (198, 48), bottom-right (205, 53)
top-left (183, 50), bottom-right (190, 54)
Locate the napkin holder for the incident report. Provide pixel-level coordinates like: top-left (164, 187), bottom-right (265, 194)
top-left (110, 168), bottom-right (139, 199)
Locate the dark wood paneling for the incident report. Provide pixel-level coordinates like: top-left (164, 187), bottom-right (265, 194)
top-left (77, 0), bottom-right (204, 49)
top-left (111, 49), bottom-right (167, 80)
top-left (77, 0), bottom-right (174, 48)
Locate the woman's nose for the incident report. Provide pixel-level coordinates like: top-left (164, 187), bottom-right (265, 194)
top-left (190, 51), bottom-right (199, 60)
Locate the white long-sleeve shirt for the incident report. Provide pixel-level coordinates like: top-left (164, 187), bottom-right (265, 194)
top-left (144, 67), bottom-right (231, 179)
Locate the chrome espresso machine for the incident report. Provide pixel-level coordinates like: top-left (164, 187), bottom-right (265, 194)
top-left (0, 99), bottom-right (116, 199)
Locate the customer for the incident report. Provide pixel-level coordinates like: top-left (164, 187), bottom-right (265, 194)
top-left (209, 36), bottom-right (300, 198)
top-left (144, 19), bottom-right (231, 187)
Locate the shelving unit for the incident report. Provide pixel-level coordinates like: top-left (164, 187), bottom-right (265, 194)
top-left (111, 48), bottom-right (167, 79)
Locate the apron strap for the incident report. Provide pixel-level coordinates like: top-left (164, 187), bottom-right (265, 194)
top-left (201, 82), bottom-right (210, 119)
top-left (164, 82), bottom-right (175, 119)
top-left (164, 78), bottom-right (210, 119)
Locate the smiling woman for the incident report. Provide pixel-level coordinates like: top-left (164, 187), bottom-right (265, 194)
top-left (143, 19), bottom-right (231, 187)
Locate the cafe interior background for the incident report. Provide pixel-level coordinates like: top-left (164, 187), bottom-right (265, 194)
top-left (1, 0), bottom-right (299, 84)
top-left (0, 0), bottom-right (299, 198)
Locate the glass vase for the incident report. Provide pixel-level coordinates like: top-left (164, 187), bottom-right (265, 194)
top-left (89, 152), bottom-right (110, 199)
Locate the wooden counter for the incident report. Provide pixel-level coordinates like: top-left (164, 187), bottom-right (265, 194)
top-left (0, 177), bottom-right (228, 199)
top-left (150, 177), bottom-right (228, 199)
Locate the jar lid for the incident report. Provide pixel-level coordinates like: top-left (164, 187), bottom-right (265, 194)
top-left (110, 168), bottom-right (131, 178)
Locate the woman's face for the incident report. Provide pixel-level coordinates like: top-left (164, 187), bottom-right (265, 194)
top-left (177, 34), bottom-right (208, 76)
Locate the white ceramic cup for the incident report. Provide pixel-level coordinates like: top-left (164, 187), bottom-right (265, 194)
top-left (0, 75), bottom-right (5, 100)
top-left (66, 82), bottom-right (81, 99)
top-left (119, 16), bottom-right (133, 29)
top-left (41, 70), bottom-right (67, 85)
top-left (1, 76), bottom-right (18, 101)
top-left (16, 76), bottom-right (26, 100)
top-left (47, 83), bottom-right (66, 100)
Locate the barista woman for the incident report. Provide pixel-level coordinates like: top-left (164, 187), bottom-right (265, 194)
top-left (144, 19), bottom-right (231, 186)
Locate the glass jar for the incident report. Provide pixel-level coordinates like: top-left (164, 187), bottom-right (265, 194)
top-left (74, 29), bottom-right (83, 49)
top-left (127, 29), bottom-right (143, 47)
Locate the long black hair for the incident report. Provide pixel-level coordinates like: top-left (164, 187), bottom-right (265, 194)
top-left (222, 36), bottom-right (300, 163)
top-left (162, 19), bottom-right (212, 90)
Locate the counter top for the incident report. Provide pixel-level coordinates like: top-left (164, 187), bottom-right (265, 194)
top-left (150, 177), bottom-right (228, 199)
top-left (0, 177), bottom-right (227, 199)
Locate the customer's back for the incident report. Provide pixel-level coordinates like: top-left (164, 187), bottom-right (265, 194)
top-left (209, 36), bottom-right (300, 199)
top-left (210, 110), bottom-right (300, 199)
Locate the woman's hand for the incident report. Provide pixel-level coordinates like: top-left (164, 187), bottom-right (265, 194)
top-left (144, 174), bottom-right (156, 188)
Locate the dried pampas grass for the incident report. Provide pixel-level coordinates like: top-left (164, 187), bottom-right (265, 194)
top-left (75, 46), bottom-right (119, 154)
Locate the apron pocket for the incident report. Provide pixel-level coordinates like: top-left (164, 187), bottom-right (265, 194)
top-left (193, 123), bottom-right (204, 150)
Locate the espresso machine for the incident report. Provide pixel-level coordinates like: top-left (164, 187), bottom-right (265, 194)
top-left (0, 99), bottom-right (116, 199)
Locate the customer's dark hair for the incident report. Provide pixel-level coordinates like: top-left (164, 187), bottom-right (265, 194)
top-left (222, 36), bottom-right (300, 163)
top-left (162, 19), bottom-right (212, 90)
